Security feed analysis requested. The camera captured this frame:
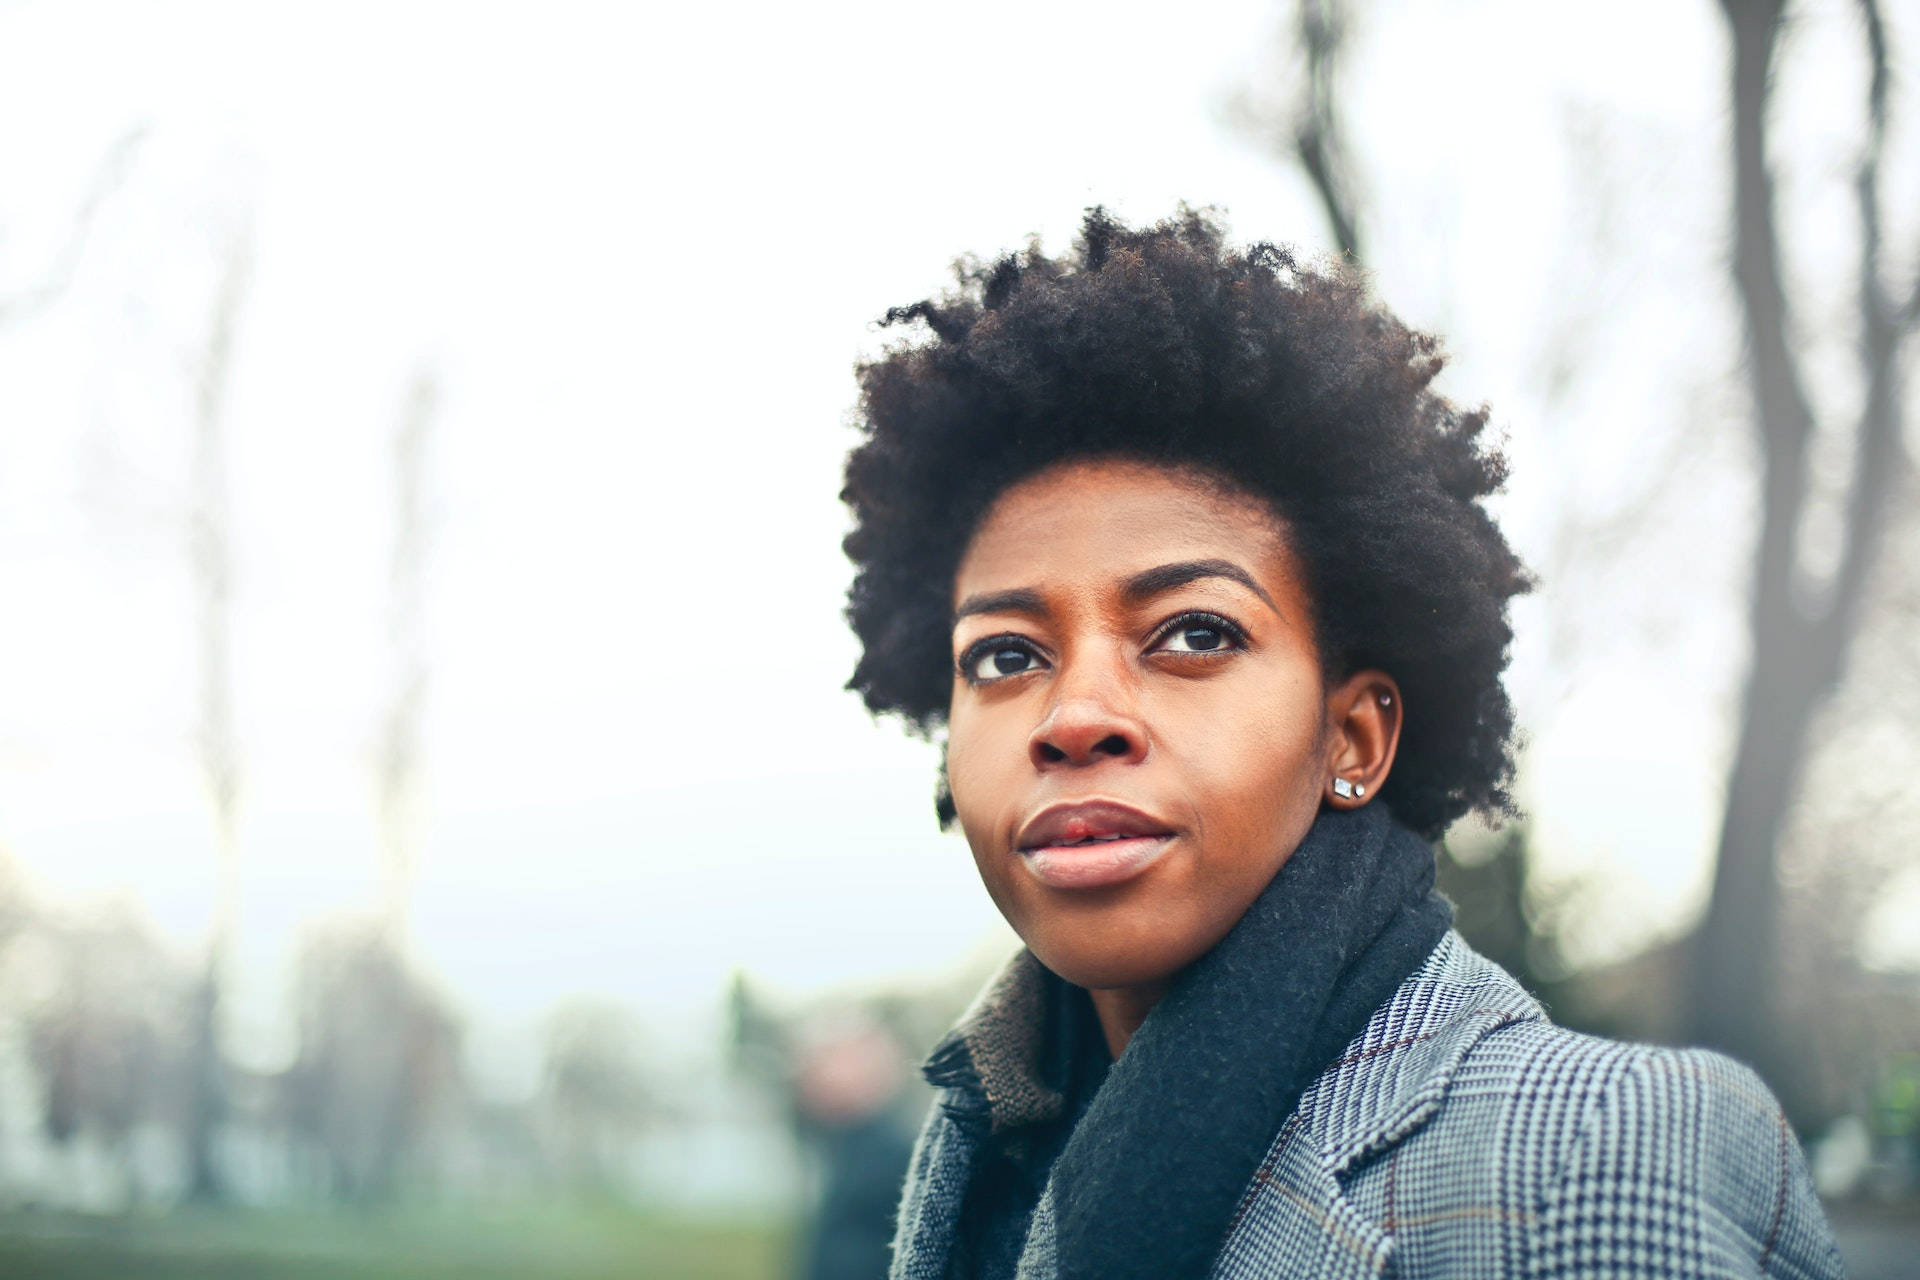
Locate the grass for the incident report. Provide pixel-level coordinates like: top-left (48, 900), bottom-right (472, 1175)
top-left (0, 1204), bottom-right (794, 1280)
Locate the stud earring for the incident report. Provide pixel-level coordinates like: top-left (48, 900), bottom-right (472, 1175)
top-left (1378, 692), bottom-right (1392, 707)
top-left (1354, 783), bottom-right (1367, 797)
top-left (1332, 777), bottom-right (1354, 799)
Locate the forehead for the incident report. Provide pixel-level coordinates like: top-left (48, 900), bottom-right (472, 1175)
top-left (953, 459), bottom-right (1296, 601)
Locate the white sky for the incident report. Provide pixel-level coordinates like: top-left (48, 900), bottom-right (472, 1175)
top-left (0, 0), bottom-right (1910, 1090)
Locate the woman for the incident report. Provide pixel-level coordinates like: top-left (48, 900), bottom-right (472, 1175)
top-left (839, 209), bottom-right (1842, 1279)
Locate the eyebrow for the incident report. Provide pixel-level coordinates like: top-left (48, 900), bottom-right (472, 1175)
top-left (1123, 559), bottom-right (1279, 613)
top-left (952, 587), bottom-right (1047, 624)
top-left (951, 559), bottom-right (1278, 625)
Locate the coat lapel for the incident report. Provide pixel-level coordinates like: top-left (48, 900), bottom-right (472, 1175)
top-left (1212, 1111), bottom-right (1394, 1278)
top-left (1310, 932), bottom-right (1544, 1178)
top-left (1210, 933), bottom-right (1546, 1277)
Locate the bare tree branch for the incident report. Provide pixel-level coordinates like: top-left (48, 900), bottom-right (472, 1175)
top-left (191, 230), bottom-right (251, 872)
top-left (1294, 0), bottom-right (1363, 261)
top-left (1827, 0), bottom-right (1910, 656)
top-left (1861, 0), bottom-right (1889, 126)
top-left (0, 125), bottom-right (147, 329)
top-left (376, 371), bottom-right (438, 942)
top-left (184, 227), bottom-right (252, 1203)
top-left (1223, 1), bottom-right (1365, 262)
top-left (1866, 0), bottom-right (1920, 333)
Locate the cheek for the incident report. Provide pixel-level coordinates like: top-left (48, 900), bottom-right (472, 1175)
top-left (1187, 690), bottom-right (1327, 842)
top-left (945, 704), bottom-right (1044, 923)
top-left (947, 742), bottom-right (1021, 917)
top-left (1249, 713), bottom-right (1325, 790)
top-left (944, 704), bottom-right (1011, 838)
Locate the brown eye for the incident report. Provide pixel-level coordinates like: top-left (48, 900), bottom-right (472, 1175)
top-left (960, 637), bottom-right (1047, 683)
top-left (1173, 625), bottom-right (1223, 651)
top-left (990, 648), bottom-right (1033, 674)
top-left (1150, 611), bottom-right (1247, 656)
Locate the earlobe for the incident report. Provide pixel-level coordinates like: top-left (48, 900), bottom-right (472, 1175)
top-left (1325, 671), bottom-right (1401, 808)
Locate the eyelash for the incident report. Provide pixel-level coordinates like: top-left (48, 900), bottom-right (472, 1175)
top-left (1148, 610), bottom-right (1250, 655)
top-left (956, 633), bottom-right (1044, 685)
top-left (954, 611), bottom-right (1250, 685)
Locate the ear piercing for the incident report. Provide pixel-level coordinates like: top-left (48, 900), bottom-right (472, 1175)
top-left (1378, 693), bottom-right (1392, 707)
top-left (1332, 777), bottom-right (1365, 799)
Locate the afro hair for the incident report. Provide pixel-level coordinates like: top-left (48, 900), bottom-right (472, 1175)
top-left (841, 207), bottom-right (1530, 840)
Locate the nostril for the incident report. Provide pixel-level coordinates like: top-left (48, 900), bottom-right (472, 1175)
top-left (1031, 718), bottom-right (1141, 767)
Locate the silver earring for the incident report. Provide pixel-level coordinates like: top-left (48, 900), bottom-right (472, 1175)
top-left (1378, 693), bottom-right (1392, 707)
top-left (1354, 783), bottom-right (1367, 797)
top-left (1332, 777), bottom-right (1354, 799)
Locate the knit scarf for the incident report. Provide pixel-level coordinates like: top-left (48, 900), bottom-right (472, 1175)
top-left (929, 802), bottom-right (1451, 1279)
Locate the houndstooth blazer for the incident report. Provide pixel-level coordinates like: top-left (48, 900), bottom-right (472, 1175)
top-left (891, 931), bottom-right (1846, 1279)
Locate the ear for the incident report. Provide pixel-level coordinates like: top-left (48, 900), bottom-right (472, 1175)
top-left (1323, 669), bottom-right (1402, 811)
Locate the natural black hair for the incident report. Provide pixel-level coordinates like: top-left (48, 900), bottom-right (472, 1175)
top-left (840, 207), bottom-right (1529, 840)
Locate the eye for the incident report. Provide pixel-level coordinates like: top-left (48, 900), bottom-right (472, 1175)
top-left (1150, 611), bottom-right (1247, 656)
top-left (958, 636), bottom-right (1048, 683)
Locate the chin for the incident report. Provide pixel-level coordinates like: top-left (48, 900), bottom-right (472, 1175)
top-left (1024, 925), bottom-right (1197, 991)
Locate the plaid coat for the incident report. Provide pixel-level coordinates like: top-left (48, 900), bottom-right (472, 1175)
top-left (891, 931), bottom-right (1845, 1278)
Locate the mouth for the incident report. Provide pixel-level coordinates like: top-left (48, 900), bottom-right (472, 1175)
top-left (1015, 800), bottom-right (1177, 890)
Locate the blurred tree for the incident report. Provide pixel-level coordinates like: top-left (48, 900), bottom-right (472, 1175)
top-left (1439, 825), bottom-right (1698, 1046)
top-left (0, 125), bottom-right (247, 1195)
top-left (1690, 0), bottom-right (1915, 1121)
top-left (1770, 490), bottom-right (1920, 1130)
top-left (0, 127), bottom-right (144, 329)
top-left (0, 849), bottom-right (29, 951)
top-left (726, 970), bottom-right (793, 1089)
top-left (21, 905), bottom-right (191, 1206)
top-left (1434, 827), bottom-right (1554, 998)
top-left (539, 1000), bottom-right (655, 1198)
top-left (183, 225), bottom-right (251, 1202)
top-left (282, 917), bottom-right (463, 1204)
top-left (375, 371), bottom-right (439, 940)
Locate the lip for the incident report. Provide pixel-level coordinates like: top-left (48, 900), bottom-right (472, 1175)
top-left (1015, 800), bottom-right (1178, 890)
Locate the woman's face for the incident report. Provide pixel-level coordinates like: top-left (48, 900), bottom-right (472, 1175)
top-left (946, 459), bottom-right (1387, 991)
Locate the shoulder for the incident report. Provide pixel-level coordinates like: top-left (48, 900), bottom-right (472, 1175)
top-left (1300, 934), bottom-right (1847, 1278)
top-left (1490, 1033), bottom-right (1842, 1278)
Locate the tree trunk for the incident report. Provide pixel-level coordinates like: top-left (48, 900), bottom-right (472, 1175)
top-left (1691, 0), bottom-right (1812, 1115)
top-left (1690, 0), bottom-right (1910, 1126)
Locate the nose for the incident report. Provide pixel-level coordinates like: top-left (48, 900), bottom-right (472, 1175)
top-left (1029, 668), bottom-right (1148, 770)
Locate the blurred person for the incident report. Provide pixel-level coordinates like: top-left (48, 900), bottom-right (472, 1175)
top-left (838, 209), bottom-right (1845, 1279)
top-left (793, 1017), bottom-right (916, 1280)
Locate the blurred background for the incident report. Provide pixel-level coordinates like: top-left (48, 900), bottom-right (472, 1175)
top-left (0, 0), bottom-right (1915, 1276)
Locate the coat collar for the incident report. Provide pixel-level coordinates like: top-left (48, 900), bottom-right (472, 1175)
top-left (902, 932), bottom-right (1544, 1280)
top-left (923, 949), bottom-right (1063, 1134)
top-left (1301, 930), bottom-right (1545, 1178)
top-left (922, 930), bottom-right (1544, 1171)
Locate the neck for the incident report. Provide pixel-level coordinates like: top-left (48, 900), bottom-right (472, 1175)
top-left (1088, 980), bottom-right (1172, 1059)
